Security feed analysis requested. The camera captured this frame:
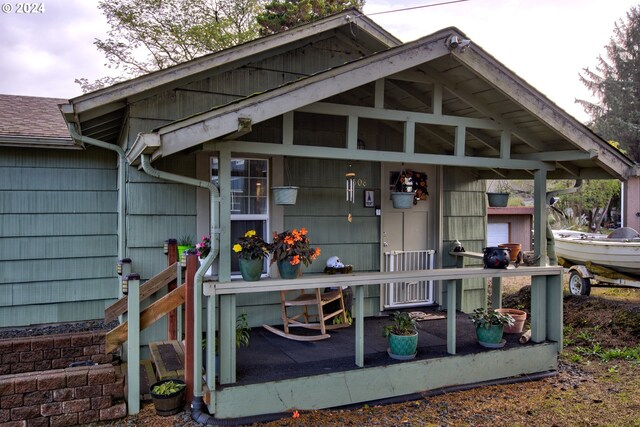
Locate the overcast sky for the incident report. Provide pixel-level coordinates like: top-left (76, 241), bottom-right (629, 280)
top-left (0, 0), bottom-right (637, 122)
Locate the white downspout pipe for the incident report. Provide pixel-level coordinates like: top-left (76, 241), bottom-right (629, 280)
top-left (67, 124), bottom-right (126, 261)
top-left (140, 154), bottom-right (219, 403)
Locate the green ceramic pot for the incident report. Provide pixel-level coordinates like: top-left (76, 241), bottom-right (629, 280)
top-left (277, 258), bottom-right (301, 279)
top-left (388, 332), bottom-right (418, 358)
top-left (239, 257), bottom-right (263, 281)
top-left (475, 324), bottom-right (504, 344)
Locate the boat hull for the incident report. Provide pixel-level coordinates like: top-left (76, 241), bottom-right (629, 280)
top-left (553, 230), bottom-right (640, 275)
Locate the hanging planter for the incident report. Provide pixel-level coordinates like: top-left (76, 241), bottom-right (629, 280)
top-left (487, 192), bottom-right (509, 207)
top-left (391, 192), bottom-right (415, 209)
top-left (390, 163), bottom-right (417, 209)
top-left (272, 186), bottom-right (299, 205)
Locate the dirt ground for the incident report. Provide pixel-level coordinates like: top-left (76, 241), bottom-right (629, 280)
top-left (90, 277), bottom-right (640, 427)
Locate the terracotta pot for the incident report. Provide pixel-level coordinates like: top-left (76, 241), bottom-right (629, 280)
top-left (498, 243), bottom-right (521, 262)
top-left (495, 308), bottom-right (527, 334)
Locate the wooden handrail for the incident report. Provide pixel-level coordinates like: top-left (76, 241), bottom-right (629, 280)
top-left (105, 285), bottom-right (185, 354)
top-left (104, 262), bottom-right (180, 322)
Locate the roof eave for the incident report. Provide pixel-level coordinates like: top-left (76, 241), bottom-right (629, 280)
top-left (66, 10), bottom-right (400, 117)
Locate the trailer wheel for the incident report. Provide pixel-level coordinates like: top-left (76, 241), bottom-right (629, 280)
top-left (569, 271), bottom-right (591, 296)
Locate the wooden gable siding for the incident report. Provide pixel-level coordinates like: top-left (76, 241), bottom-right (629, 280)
top-left (0, 146), bottom-right (118, 327)
top-left (127, 35), bottom-right (370, 141)
top-left (441, 166), bottom-right (487, 313)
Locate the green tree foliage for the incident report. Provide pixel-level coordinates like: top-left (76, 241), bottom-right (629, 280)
top-left (577, 5), bottom-right (640, 161)
top-left (76, 0), bottom-right (265, 92)
top-left (257, 0), bottom-right (365, 35)
top-left (552, 179), bottom-right (620, 231)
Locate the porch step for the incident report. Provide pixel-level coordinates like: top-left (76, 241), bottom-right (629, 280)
top-left (122, 359), bottom-right (157, 402)
top-left (149, 340), bottom-right (185, 381)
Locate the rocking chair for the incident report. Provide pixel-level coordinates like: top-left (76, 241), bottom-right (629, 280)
top-left (262, 287), bottom-right (351, 341)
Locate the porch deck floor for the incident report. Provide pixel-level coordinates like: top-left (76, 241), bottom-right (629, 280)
top-left (224, 309), bottom-right (533, 387)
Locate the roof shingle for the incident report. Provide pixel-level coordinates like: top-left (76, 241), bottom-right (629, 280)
top-left (0, 94), bottom-right (71, 140)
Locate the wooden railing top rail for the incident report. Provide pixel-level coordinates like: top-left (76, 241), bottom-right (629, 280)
top-left (203, 265), bottom-right (563, 296)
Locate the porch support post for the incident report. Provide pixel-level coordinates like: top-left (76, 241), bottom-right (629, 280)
top-left (531, 168), bottom-right (548, 343)
top-left (546, 273), bottom-right (564, 352)
top-left (354, 285), bottom-right (364, 367)
top-left (533, 168), bottom-right (547, 263)
top-left (218, 149), bottom-right (235, 384)
top-left (446, 280), bottom-right (456, 355)
top-left (125, 274), bottom-right (140, 415)
top-left (491, 277), bottom-right (502, 309)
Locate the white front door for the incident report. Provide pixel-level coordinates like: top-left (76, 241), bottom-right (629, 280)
top-left (380, 163), bottom-right (436, 309)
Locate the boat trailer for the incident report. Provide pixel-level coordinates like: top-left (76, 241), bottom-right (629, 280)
top-left (564, 262), bottom-right (640, 296)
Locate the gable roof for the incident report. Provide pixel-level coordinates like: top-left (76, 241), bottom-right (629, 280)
top-left (61, 10), bottom-right (400, 144)
top-left (127, 26), bottom-right (635, 181)
top-left (0, 94), bottom-right (74, 148)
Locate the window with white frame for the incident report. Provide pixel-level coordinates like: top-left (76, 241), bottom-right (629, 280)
top-left (211, 157), bottom-right (269, 274)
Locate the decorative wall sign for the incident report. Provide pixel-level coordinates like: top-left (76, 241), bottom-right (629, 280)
top-left (364, 190), bottom-right (375, 207)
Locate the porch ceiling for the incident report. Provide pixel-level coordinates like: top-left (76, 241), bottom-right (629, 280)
top-left (126, 27), bottom-right (635, 181)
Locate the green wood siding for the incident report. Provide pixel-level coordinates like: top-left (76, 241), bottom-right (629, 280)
top-left (0, 147), bottom-right (118, 327)
top-left (442, 166), bottom-right (487, 313)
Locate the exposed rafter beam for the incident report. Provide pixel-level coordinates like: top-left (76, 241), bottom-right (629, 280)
top-left (298, 102), bottom-right (502, 131)
top-left (203, 140), bottom-right (551, 171)
top-left (513, 149), bottom-right (597, 162)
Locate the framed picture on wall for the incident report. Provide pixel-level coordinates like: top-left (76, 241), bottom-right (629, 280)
top-left (364, 189), bottom-right (375, 207)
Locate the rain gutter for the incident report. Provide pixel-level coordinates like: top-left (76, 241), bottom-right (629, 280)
top-left (139, 154), bottom-right (219, 418)
top-left (67, 124), bottom-right (126, 260)
top-left (546, 180), bottom-right (583, 264)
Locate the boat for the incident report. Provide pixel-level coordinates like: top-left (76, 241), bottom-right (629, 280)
top-left (552, 227), bottom-right (640, 276)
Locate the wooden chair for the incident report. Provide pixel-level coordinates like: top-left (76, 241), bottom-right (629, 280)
top-left (263, 287), bottom-right (351, 341)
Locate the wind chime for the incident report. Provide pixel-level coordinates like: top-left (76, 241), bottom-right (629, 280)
top-left (345, 165), bottom-right (355, 222)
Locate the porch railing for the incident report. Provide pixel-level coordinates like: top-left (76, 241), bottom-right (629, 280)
top-left (203, 264), bottom-right (564, 388)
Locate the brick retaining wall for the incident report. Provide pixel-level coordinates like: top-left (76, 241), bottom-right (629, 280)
top-left (0, 332), bottom-right (126, 426)
top-left (0, 332), bottom-right (116, 375)
top-left (0, 365), bottom-right (126, 426)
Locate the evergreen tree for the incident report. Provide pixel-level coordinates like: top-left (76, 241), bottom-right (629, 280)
top-left (577, 5), bottom-right (640, 161)
top-left (257, 0), bottom-right (365, 35)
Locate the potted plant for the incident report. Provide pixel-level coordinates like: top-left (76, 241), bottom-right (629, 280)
top-left (177, 235), bottom-right (195, 262)
top-left (390, 169), bottom-right (416, 209)
top-left (232, 230), bottom-right (270, 281)
top-left (149, 379), bottom-right (186, 416)
top-left (487, 180), bottom-right (510, 207)
top-left (202, 313), bottom-right (251, 376)
top-left (383, 311), bottom-right (418, 359)
top-left (270, 228), bottom-right (321, 279)
top-left (494, 307), bottom-right (527, 334)
top-left (469, 308), bottom-right (514, 348)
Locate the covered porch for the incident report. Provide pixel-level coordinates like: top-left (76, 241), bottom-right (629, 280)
top-left (202, 265), bottom-right (562, 419)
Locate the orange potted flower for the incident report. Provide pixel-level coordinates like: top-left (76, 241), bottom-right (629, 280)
top-left (270, 228), bottom-right (321, 279)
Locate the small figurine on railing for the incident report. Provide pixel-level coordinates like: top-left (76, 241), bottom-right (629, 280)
top-left (323, 256), bottom-right (353, 274)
